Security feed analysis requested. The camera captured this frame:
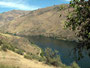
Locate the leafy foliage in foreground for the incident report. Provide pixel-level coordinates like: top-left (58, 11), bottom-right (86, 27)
top-left (65, 0), bottom-right (90, 60)
top-left (66, 0), bottom-right (90, 40)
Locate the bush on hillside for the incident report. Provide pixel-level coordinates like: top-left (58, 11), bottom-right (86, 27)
top-left (15, 49), bottom-right (24, 55)
top-left (0, 40), bottom-right (3, 45)
top-left (44, 48), bottom-right (62, 67)
top-left (60, 61), bottom-right (80, 68)
top-left (40, 48), bottom-right (44, 57)
top-left (24, 52), bottom-right (45, 62)
top-left (8, 45), bottom-right (16, 51)
top-left (0, 40), bottom-right (16, 52)
top-left (1, 44), bottom-right (8, 51)
top-left (24, 52), bottom-right (33, 59)
top-left (71, 62), bottom-right (80, 68)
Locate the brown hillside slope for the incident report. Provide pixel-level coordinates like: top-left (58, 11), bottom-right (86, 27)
top-left (0, 4), bottom-right (77, 41)
top-left (0, 50), bottom-right (57, 68)
top-left (0, 33), bottom-right (40, 55)
top-left (0, 10), bottom-right (29, 30)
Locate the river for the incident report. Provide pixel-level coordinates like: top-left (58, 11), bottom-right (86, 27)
top-left (27, 36), bottom-right (90, 68)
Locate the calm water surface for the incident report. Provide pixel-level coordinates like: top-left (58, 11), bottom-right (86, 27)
top-left (27, 36), bottom-right (90, 68)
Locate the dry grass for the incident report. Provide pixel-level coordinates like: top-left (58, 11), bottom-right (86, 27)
top-left (0, 4), bottom-right (77, 41)
top-left (0, 50), bottom-right (58, 68)
top-left (0, 32), bottom-right (41, 55)
top-left (0, 33), bottom-right (20, 39)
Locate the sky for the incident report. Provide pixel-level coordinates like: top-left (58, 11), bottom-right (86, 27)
top-left (0, 0), bottom-right (71, 13)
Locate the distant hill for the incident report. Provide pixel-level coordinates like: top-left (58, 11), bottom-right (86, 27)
top-left (0, 10), bottom-right (29, 27)
top-left (0, 4), bottom-right (77, 41)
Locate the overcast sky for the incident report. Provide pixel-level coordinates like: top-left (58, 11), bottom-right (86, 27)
top-left (0, 0), bottom-right (71, 13)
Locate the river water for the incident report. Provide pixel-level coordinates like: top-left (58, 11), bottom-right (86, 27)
top-left (27, 36), bottom-right (90, 68)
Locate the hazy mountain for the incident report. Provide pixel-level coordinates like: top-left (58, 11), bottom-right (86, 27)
top-left (0, 10), bottom-right (29, 27)
top-left (0, 4), bottom-right (77, 41)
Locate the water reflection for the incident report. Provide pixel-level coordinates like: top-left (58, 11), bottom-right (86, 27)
top-left (26, 36), bottom-right (90, 68)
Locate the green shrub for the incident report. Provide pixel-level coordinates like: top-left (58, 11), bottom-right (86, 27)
top-left (13, 33), bottom-right (16, 36)
top-left (59, 62), bottom-right (80, 68)
top-left (60, 5), bottom-right (65, 10)
top-left (40, 48), bottom-right (44, 57)
top-left (71, 62), bottom-right (80, 68)
top-left (31, 42), bottom-right (34, 44)
top-left (24, 54), bottom-right (32, 60)
top-left (37, 57), bottom-right (45, 62)
top-left (15, 49), bottom-right (24, 55)
top-left (0, 40), bottom-right (3, 45)
top-left (1, 44), bottom-right (8, 51)
top-left (0, 40), bottom-right (10, 51)
top-left (6, 44), bottom-right (16, 51)
top-left (44, 48), bottom-right (61, 67)
top-left (32, 55), bottom-right (45, 62)
top-left (0, 40), bottom-right (16, 52)
top-left (24, 52), bottom-right (45, 62)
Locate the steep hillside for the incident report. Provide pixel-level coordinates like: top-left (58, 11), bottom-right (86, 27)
top-left (0, 50), bottom-right (56, 68)
top-left (0, 33), bottom-right (64, 68)
top-left (0, 32), bottom-right (40, 55)
top-left (0, 33), bottom-right (80, 68)
top-left (0, 10), bottom-right (29, 30)
top-left (0, 4), bottom-right (77, 41)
